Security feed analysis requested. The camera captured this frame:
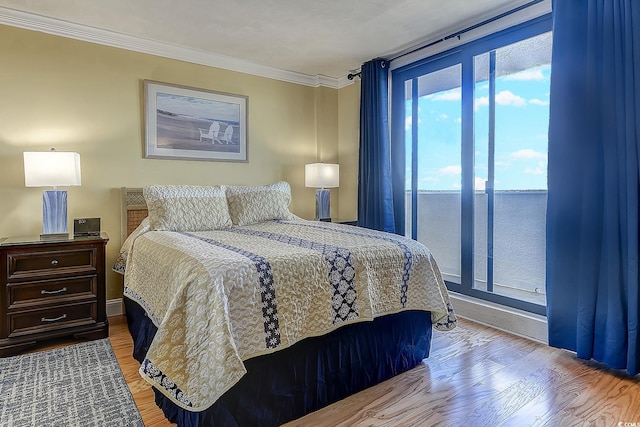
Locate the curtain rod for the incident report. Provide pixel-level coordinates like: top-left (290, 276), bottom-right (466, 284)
top-left (348, 0), bottom-right (545, 80)
top-left (391, 0), bottom-right (545, 62)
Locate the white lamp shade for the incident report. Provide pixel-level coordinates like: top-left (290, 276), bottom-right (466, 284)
top-left (24, 151), bottom-right (81, 187)
top-left (305, 163), bottom-right (339, 188)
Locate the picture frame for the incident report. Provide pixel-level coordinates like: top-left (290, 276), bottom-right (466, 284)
top-left (144, 80), bottom-right (248, 162)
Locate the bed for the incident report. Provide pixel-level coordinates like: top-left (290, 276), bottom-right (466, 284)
top-left (115, 183), bottom-right (456, 426)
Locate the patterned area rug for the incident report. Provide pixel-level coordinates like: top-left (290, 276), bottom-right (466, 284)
top-left (0, 339), bottom-right (143, 427)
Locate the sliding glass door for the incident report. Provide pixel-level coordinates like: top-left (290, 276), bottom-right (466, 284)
top-left (392, 15), bottom-right (551, 314)
top-left (473, 32), bottom-right (551, 306)
top-left (404, 60), bottom-right (463, 284)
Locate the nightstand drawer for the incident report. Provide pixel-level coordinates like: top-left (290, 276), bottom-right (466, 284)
top-left (7, 276), bottom-right (97, 309)
top-left (7, 248), bottom-right (96, 281)
top-left (7, 301), bottom-right (97, 338)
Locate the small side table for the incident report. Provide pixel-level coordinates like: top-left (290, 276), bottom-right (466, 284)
top-left (0, 233), bottom-right (109, 356)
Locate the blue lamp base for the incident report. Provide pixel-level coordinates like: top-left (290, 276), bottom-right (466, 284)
top-left (41, 190), bottom-right (69, 240)
top-left (315, 189), bottom-right (331, 221)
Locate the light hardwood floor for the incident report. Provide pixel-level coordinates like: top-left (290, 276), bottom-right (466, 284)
top-left (40, 315), bottom-right (640, 426)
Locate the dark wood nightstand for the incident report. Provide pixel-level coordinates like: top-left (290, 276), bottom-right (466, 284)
top-left (0, 233), bottom-right (109, 356)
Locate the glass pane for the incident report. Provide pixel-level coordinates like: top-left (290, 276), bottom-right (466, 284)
top-left (473, 52), bottom-right (490, 291)
top-left (404, 79), bottom-right (413, 239)
top-left (413, 64), bottom-right (462, 284)
top-left (473, 32), bottom-right (551, 305)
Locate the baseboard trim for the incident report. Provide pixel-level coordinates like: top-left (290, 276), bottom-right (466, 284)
top-left (449, 292), bottom-right (548, 344)
top-left (106, 298), bottom-right (124, 317)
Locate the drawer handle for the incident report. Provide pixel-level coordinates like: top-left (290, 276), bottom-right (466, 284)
top-left (51, 259), bottom-right (59, 266)
top-left (41, 314), bottom-right (67, 323)
top-left (41, 287), bottom-right (67, 295)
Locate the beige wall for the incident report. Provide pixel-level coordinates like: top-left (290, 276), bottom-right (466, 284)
top-left (0, 24), bottom-right (360, 300)
top-left (338, 82), bottom-right (360, 221)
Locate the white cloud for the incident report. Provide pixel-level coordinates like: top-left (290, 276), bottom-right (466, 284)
top-left (495, 90), bottom-right (526, 107)
top-left (439, 165), bottom-right (462, 175)
top-left (429, 88), bottom-right (461, 101)
top-left (510, 149), bottom-right (547, 160)
top-left (504, 69), bottom-right (545, 81)
top-left (475, 96), bottom-right (489, 109)
top-left (437, 113), bottom-right (449, 121)
top-left (475, 90), bottom-right (526, 109)
top-left (529, 98), bottom-right (550, 106)
top-left (475, 177), bottom-right (486, 190)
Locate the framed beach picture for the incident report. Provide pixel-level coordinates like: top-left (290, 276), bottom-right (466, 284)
top-left (144, 80), bottom-right (248, 162)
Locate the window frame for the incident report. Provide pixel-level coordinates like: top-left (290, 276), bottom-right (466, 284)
top-left (391, 14), bottom-right (552, 316)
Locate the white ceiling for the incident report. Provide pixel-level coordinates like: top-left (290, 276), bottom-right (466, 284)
top-left (1, 0), bottom-right (541, 81)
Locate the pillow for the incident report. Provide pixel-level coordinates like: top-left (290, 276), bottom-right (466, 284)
top-left (143, 185), bottom-right (232, 231)
top-left (112, 217), bottom-right (150, 274)
top-left (226, 181), bottom-right (296, 226)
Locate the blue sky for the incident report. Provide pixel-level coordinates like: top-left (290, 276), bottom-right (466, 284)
top-left (406, 64), bottom-right (550, 191)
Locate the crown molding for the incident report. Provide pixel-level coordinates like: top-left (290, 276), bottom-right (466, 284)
top-left (336, 75), bottom-right (356, 89)
top-left (0, 6), bottom-right (347, 89)
top-left (315, 74), bottom-right (357, 89)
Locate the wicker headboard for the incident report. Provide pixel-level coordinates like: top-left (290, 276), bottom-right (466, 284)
top-left (121, 187), bottom-right (148, 243)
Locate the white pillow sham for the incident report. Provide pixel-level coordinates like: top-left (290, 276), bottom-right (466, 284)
top-left (226, 181), bottom-right (296, 226)
top-left (143, 185), bottom-right (233, 231)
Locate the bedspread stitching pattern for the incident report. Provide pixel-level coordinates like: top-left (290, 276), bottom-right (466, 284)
top-left (276, 220), bottom-right (415, 307)
top-left (229, 228), bottom-right (359, 325)
top-left (184, 233), bottom-right (282, 349)
top-left (141, 359), bottom-right (193, 407)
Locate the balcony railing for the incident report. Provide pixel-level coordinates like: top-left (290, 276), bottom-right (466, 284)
top-left (406, 190), bottom-right (547, 306)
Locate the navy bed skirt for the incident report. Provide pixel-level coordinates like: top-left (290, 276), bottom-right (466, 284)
top-left (124, 297), bottom-right (433, 427)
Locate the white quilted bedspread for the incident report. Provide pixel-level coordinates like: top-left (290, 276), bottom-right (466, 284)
top-left (122, 219), bottom-right (456, 411)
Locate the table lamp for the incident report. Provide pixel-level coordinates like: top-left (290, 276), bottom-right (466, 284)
top-left (305, 163), bottom-right (339, 221)
top-left (24, 148), bottom-right (81, 240)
